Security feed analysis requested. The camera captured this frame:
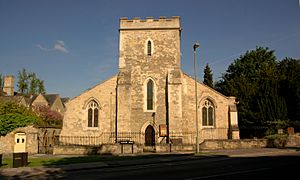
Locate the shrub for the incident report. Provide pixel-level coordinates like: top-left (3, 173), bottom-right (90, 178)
top-left (0, 102), bottom-right (40, 136)
top-left (265, 134), bottom-right (288, 148)
top-left (33, 105), bottom-right (63, 128)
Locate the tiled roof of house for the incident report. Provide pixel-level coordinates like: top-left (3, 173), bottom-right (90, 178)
top-left (43, 94), bottom-right (59, 106)
top-left (61, 97), bottom-right (70, 104)
top-left (0, 95), bottom-right (29, 106)
top-left (29, 94), bottom-right (39, 104)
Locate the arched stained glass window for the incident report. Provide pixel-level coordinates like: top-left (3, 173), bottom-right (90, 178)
top-left (202, 99), bottom-right (214, 126)
top-left (87, 100), bottom-right (99, 127)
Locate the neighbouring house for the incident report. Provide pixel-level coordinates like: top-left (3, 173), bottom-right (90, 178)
top-left (0, 76), bottom-right (66, 154)
top-left (31, 94), bottom-right (66, 115)
top-left (2, 75), bottom-right (15, 96)
top-left (0, 75), bottom-right (67, 115)
top-left (0, 75), bottom-right (31, 107)
top-left (59, 16), bottom-right (239, 154)
top-left (61, 97), bottom-right (70, 110)
top-left (0, 95), bottom-right (30, 108)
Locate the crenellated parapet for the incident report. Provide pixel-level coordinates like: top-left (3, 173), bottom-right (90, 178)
top-left (120, 16), bottom-right (180, 30)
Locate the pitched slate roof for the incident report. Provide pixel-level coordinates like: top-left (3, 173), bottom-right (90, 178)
top-left (29, 94), bottom-right (60, 107)
top-left (0, 95), bottom-right (30, 106)
top-left (43, 94), bottom-right (59, 106)
top-left (61, 97), bottom-right (70, 104)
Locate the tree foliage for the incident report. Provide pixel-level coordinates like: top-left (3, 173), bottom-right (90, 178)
top-left (37, 79), bottom-right (46, 94)
top-left (277, 58), bottom-right (300, 122)
top-left (203, 64), bottom-right (214, 88)
top-left (17, 68), bottom-right (46, 95)
top-left (29, 72), bottom-right (38, 95)
top-left (0, 73), bottom-right (3, 88)
top-left (0, 102), bottom-right (40, 136)
top-left (33, 105), bottom-right (63, 128)
top-left (215, 47), bottom-right (292, 137)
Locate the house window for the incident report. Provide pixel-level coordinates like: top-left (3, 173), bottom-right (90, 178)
top-left (87, 100), bottom-right (99, 127)
top-left (202, 99), bottom-right (214, 126)
top-left (147, 41), bottom-right (152, 56)
top-left (147, 79), bottom-right (154, 110)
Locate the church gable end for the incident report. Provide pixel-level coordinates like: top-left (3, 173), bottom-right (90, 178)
top-left (61, 75), bottom-right (117, 136)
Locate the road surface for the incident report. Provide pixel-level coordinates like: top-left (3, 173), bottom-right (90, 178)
top-left (63, 152), bottom-right (300, 179)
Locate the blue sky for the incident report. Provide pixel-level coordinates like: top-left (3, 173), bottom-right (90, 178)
top-left (0, 0), bottom-right (299, 98)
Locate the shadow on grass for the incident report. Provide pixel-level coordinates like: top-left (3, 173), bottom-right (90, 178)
top-left (0, 162), bottom-right (8, 167)
top-left (1, 151), bottom-right (231, 169)
top-left (0, 157), bottom-right (11, 168)
top-left (40, 153), bottom-right (197, 166)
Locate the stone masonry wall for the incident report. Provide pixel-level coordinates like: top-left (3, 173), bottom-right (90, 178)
top-left (60, 76), bottom-right (117, 139)
top-left (0, 125), bottom-right (38, 154)
top-left (200, 139), bottom-right (268, 150)
top-left (117, 16), bottom-right (181, 140)
top-left (181, 73), bottom-right (238, 139)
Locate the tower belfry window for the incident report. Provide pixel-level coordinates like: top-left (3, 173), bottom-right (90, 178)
top-left (147, 41), bottom-right (152, 56)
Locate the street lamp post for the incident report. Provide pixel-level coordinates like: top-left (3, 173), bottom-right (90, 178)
top-left (193, 43), bottom-right (200, 153)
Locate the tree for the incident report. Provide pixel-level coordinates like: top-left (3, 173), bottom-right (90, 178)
top-left (215, 47), bottom-right (288, 138)
top-left (17, 68), bottom-right (46, 95)
top-left (33, 105), bottom-right (63, 128)
top-left (256, 74), bottom-right (288, 135)
top-left (17, 68), bottom-right (29, 94)
top-left (37, 79), bottom-right (46, 94)
top-left (0, 73), bottom-right (3, 88)
top-left (277, 58), bottom-right (300, 123)
top-left (203, 64), bottom-right (213, 88)
top-left (0, 102), bottom-right (40, 136)
top-left (28, 72), bottom-right (38, 95)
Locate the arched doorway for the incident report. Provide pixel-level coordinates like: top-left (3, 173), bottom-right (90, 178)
top-left (145, 125), bottom-right (155, 146)
top-left (14, 132), bottom-right (26, 153)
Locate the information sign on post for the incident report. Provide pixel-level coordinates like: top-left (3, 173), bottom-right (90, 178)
top-left (159, 124), bottom-right (167, 137)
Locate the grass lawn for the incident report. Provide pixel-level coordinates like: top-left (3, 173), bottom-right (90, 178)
top-left (1, 157), bottom-right (12, 168)
top-left (1, 153), bottom-right (189, 168)
top-left (0, 155), bottom-right (130, 168)
top-left (1, 156), bottom-right (65, 168)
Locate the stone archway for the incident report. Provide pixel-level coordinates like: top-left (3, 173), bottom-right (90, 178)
top-left (145, 125), bottom-right (155, 146)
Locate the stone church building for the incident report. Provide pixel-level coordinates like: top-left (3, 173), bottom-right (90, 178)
top-left (60, 16), bottom-right (239, 151)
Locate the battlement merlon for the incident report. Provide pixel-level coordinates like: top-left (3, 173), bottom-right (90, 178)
top-left (119, 16), bottom-right (181, 30)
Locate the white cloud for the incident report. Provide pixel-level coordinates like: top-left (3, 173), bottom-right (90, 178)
top-left (36, 44), bottom-right (51, 51)
top-left (36, 40), bottom-right (69, 54)
top-left (54, 40), bottom-right (69, 53)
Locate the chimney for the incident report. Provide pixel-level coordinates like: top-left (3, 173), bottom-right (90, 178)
top-left (3, 75), bottom-right (15, 96)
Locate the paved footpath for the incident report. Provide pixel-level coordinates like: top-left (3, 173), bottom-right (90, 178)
top-left (1, 147), bottom-right (300, 179)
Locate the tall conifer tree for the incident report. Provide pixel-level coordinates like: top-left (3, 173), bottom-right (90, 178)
top-left (203, 64), bottom-right (213, 88)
